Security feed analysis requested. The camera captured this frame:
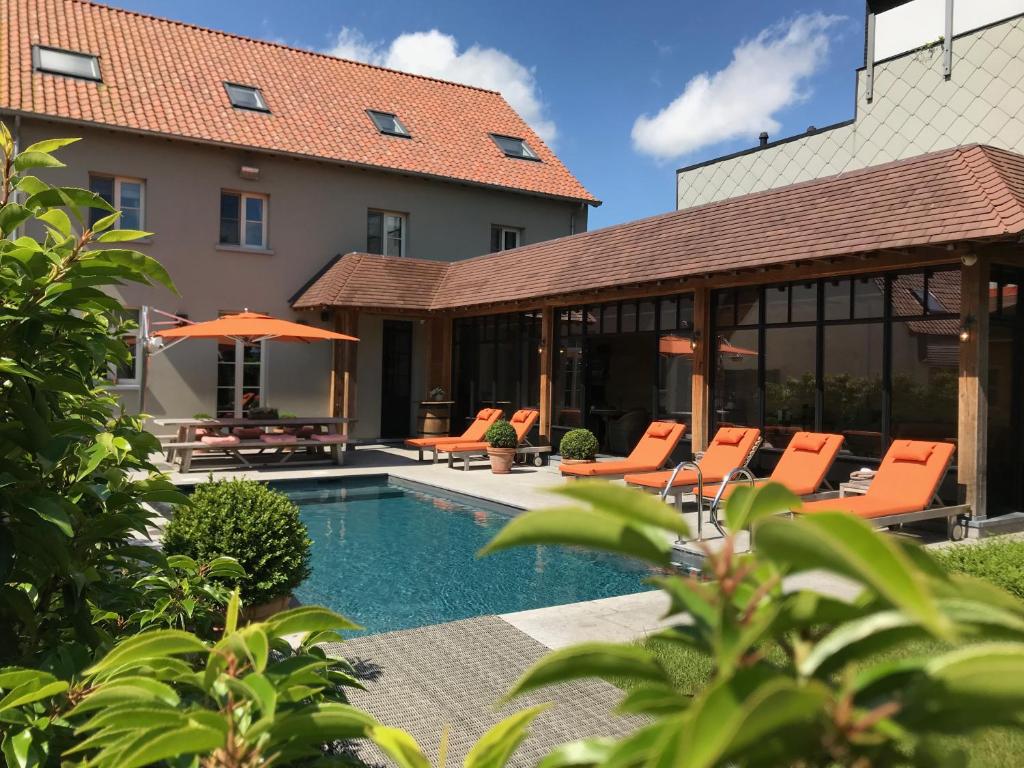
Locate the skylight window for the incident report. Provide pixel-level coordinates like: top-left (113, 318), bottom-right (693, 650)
top-left (491, 134), bottom-right (539, 161)
top-left (224, 83), bottom-right (269, 113)
top-left (368, 110), bottom-right (410, 137)
top-left (32, 45), bottom-right (101, 81)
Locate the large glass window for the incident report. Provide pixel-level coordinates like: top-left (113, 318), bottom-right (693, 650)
top-left (711, 268), bottom-right (960, 460)
top-left (451, 311), bottom-right (541, 429)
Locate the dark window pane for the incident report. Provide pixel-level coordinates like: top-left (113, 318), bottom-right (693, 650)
top-left (555, 343), bottom-right (584, 427)
top-left (764, 326), bottom-right (816, 448)
top-left (638, 300), bottom-right (656, 332)
top-left (620, 302), bottom-right (637, 333)
top-left (659, 333), bottom-right (693, 430)
top-left (89, 175), bottom-right (114, 227)
top-left (822, 323), bottom-right (884, 457)
top-left (503, 229), bottom-right (519, 250)
top-left (854, 277), bottom-right (885, 318)
top-left (677, 295), bottom-right (694, 330)
top-left (735, 287), bottom-right (760, 326)
top-left (824, 279), bottom-right (851, 321)
top-left (601, 304), bottom-right (618, 334)
top-left (791, 283), bottom-right (817, 322)
top-left (366, 211), bottom-right (383, 254)
top-left (490, 226), bottom-right (501, 253)
top-left (891, 319), bottom-right (958, 445)
top-left (713, 329), bottom-right (759, 429)
top-left (219, 192), bottom-right (240, 245)
top-left (583, 306), bottom-right (598, 337)
top-left (713, 291), bottom-right (734, 328)
top-left (765, 285), bottom-right (788, 324)
top-left (660, 297), bottom-right (678, 331)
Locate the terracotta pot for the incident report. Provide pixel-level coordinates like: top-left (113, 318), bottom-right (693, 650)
top-left (487, 446), bottom-right (516, 474)
top-left (561, 457), bottom-right (595, 465)
top-left (244, 593), bottom-right (291, 621)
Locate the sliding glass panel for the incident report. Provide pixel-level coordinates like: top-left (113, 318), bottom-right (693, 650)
top-left (658, 332), bottom-right (693, 429)
top-left (638, 300), bottom-right (656, 332)
top-left (765, 285), bottom-right (788, 324)
top-left (735, 287), bottom-right (760, 326)
top-left (791, 282), bottom-right (817, 323)
top-left (677, 295), bottom-right (694, 330)
top-left (764, 326), bottom-right (816, 448)
top-left (824, 279), bottom-right (851, 321)
top-left (660, 297), bottom-right (678, 331)
top-left (891, 273), bottom-right (926, 317)
top-left (713, 329), bottom-right (759, 429)
top-left (853, 277), bottom-right (885, 318)
top-left (822, 323), bottom-right (884, 457)
top-left (601, 304), bottom-right (618, 334)
top-left (891, 318), bottom-right (958, 444)
top-left (714, 291), bottom-right (734, 328)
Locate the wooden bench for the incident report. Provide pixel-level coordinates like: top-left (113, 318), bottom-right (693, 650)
top-left (160, 435), bottom-right (348, 472)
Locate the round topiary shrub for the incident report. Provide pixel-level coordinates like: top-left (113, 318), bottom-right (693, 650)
top-left (560, 428), bottom-right (598, 460)
top-left (163, 478), bottom-right (311, 606)
top-left (485, 419), bottom-right (518, 448)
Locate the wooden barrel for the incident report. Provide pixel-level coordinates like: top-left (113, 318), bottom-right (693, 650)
top-left (417, 401), bottom-right (453, 437)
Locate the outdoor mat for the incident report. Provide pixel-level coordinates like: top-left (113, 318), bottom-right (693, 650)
top-left (323, 615), bottom-right (646, 766)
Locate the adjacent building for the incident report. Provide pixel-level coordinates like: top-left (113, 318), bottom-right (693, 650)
top-left (1, 0), bottom-right (597, 437)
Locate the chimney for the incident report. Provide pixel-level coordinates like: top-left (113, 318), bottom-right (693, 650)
top-left (758, 131), bottom-right (769, 148)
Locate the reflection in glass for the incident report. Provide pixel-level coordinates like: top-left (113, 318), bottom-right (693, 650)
top-left (658, 333), bottom-right (693, 430)
top-left (824, 279), bottom-right (851, 321)
top-left (764, 326), bottom-right (816, 448)
top-left (736, 287), bottom-right (760, 326)
top-left (791, 283), bottom-right (817, 323)
top-left (891, 319), bottom-right (957, 443)
top-left (714, 330), bottom-right (759, 428)
top-left (765, 285), bottom-right (788, 324)
top-left (854, 277), bottom-right (884, 318)
top-left (823, 323), bottom-right (884, 457)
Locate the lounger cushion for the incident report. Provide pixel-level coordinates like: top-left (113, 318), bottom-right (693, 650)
top-left (890, 441), bottom-right (933, 463)
top-left (715, 427), bottom-right (747, 446)
top-left (511, 410), bottom-right (531, 423)
top-left (791, 433), bottom-right (828, 453)
top-left (799, 494), bottom-right (918, 519)
top-left (563, 459), bottom-right (664, 477)
top-left (476, 408), bottom-right (499, 420)
top-left (200, 435), bottom-right (240, 447)
top-left (311, 434), bottom-right (347, 443)
top-left (259, 433), bottom-right (293, 444)
top-left (647, 422), bottom-right (676, 439)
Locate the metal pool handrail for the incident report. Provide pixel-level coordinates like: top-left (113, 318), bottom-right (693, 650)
top-left (706, 467), bottom-right (756, 538)
top-left (661, 461), bottom-right (703, 542)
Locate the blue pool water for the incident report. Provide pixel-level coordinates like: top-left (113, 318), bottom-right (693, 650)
top-left (280, 477), bottom-right (660, 636)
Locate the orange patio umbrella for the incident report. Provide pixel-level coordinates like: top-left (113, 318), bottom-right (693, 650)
top-left (155, 311), bottom-right (358, 344)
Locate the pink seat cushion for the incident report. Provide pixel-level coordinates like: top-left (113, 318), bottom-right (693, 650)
top-left (260, 434), bottom-right (294, 444)
top-left (311, 433), bottom-right (347, 444)
top-left (200, 435), bottom-right (240, 447)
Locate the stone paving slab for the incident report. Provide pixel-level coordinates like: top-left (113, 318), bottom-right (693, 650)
top-left (325, 615), bottom-right (644, 767)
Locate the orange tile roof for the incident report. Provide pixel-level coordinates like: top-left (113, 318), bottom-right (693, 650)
top-left (293, 145), bottom-right (1024, 313)
top-left (2, 0), bottom-right (597, 204)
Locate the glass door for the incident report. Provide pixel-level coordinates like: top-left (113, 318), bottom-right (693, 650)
top-left (988, 269), bottom-right (1024, 513)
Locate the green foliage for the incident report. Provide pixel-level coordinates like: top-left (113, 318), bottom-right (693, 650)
top-left (483, 481), bottom-right (1024, 767)
top-left (485, 420), bottom-right (518, 449)
top-left (931, 538), bottom-right (1024, 601)
top-left (559, 428), bottom-right (598, 460)
top-left (163, 479), bottom-right (312, 605)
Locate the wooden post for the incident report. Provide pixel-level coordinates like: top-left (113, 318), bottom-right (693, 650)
top-left (691, 288), bottom-right (711, 452)
top-left (958, 255), bottom-right (989, 519)
top-left (334, 309), bottom-right (359, 438)
top-left (539, 306), bottom-right (555, 442)
top-left (424, 316), bottom-right (452, 396)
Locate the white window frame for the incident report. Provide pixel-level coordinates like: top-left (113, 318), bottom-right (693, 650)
top-left (493, 225), bottom-right (522, 252)
top-left (109, 307), bottom-right (143, 389)
top-left (221, 191), bottom-right (269, 250)
top-left (216, 335), bottom-right (269, 418)
top-left (368, 210), bottom-right (407, 257)
top-left (32, 45), bottom-right (101, 81)
top-left (90, 174), bottom-right (145, 230)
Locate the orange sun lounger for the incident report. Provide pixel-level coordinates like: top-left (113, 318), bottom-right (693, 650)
top-left (560, 421), bottom-right (686, 479)
top-left (625, 427), bottom-right (763, 509)
top-left (795, 439), bottom-right (967, 538)
top-left (405, 408), bottom-right (502, 462)
top-left (441, 409), bottom-right (540, 470)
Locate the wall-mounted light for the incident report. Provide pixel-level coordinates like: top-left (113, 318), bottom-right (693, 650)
top-left (961, 253), bottom-right (978, 267)
top-left (959, 315), bottom-right (975, 343)
top-left (239, 165), bottom-right (260, 180)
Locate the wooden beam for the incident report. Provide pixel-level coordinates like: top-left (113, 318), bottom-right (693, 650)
top-left (538, 306), bottom-right (555, 442)
top-left (958, 255), bottom-right (990, 519)
top-left (691, 288), bottom-right (711, 452)
top-left (334, 309), bottom-right (359, 437)
top-left (423, 316), bottom-right (452, 396)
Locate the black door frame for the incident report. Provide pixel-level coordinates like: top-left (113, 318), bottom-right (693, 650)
top-left (380, 320), bottom-right (413, 439)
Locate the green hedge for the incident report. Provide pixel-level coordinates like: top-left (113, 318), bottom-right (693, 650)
top-left (560, 428), bottom-right (598, 460)
top-left (485, 419), bottom-right (518, 448)
top-left (930, 538), bottom-right (1024, 600)
top-left (163, 478), bottom-right (311, 605)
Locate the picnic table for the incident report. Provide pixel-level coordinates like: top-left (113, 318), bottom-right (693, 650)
top-left (154, 417), bottom-right (354, 472)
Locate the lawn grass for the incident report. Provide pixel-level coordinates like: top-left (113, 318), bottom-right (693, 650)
top-left (930, 537), bottom-right (1024, 600)
top-left (631, 636), bottom-right (1024, 768)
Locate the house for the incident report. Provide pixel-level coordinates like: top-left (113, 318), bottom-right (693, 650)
top-left (292, 1), bottom-right (1024, 526)
top-left (0, 0), bottom-right (598, 438)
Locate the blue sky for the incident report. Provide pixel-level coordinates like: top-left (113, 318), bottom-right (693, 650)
top-left (106, 0), bottom-right (867, 229)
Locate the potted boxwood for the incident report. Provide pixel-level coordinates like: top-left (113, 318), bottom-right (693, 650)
top-left (560, 428), bottom-right (598, 465)
top-left (485, 419), bottom-right (518, 474)
top-left (163, 478), bottom-right (311, 619)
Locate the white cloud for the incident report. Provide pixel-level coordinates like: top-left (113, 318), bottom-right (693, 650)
top-left (326, 28), bottom-right (557, 145)
top-left (631, 13), bottom-right (843, 161)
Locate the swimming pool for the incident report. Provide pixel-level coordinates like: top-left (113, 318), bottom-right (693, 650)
top-left (280, 476), bottom-right (660, 636)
